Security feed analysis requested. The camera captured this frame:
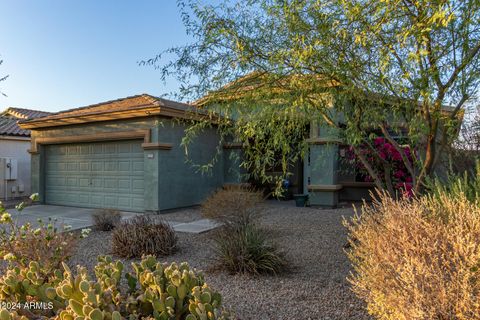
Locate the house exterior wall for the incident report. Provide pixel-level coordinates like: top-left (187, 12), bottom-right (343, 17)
top-left (29, 116), bottom-right (240, 212)
top-left (338, 186), bottom-right (374, 202)
top-left (0, 137), bottom-right (31, 200)
top-left (156, 119), bottom-right (225, 210)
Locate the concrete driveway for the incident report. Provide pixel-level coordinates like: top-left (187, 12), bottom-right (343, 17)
top-left (7, 205), bottom-right (140, 230)
top-left (6, 205), bottom-right (219, 234)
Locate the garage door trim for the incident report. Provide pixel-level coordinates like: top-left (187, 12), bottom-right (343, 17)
top-left (29, 129), bottom-right (151, 154)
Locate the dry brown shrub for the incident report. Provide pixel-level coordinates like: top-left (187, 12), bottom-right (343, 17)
top-left (1, 218), bottom-right (78, 276)
top-left (111, 215), bottom-right (177, 258)
top-left (201, 185), bottom-right (265, 228)
top-left (345, 192), bottom-right (480, 320)
top-left (92, 208), bottom-right (122, 231)
top-left (13, 227), bottom-right (77, 274)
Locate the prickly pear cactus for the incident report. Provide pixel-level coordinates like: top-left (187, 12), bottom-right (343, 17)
top-left (187, 285), bottom-right (227, 320)
top-left (129, 256), bottom-right (229, 320)
top-left (0, 261), bottom-right (64, 317)
top-left (94, 256), bottom-right (123, 305)
top-left (0, 256), bottom-right (229, 320)
top-left (0, 309), bottom-right (28, 320)
top-left (55, 261), bottom-right (123, 320)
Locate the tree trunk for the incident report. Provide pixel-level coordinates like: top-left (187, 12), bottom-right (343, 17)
top-left (415, 134), bottom-right (436, 193)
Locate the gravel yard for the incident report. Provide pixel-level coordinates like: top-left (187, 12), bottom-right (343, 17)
top-left (70, 201), bottom-right (371, 320)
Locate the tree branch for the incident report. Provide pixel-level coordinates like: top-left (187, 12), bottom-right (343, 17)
top-left (443, 40), bottom-right (480, 91)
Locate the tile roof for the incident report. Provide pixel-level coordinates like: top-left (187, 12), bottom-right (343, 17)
top-left (2, 107), bottom-right (51, 120)
top-left (20, 94), bottom-right (198, 125)
top-left (0, 107), bottom-right (51, 137)
top-left (0, 116), bottom-right (30, 137)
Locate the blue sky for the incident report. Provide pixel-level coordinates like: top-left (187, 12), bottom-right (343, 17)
top-left (0, 1), bottom-right (193, 112)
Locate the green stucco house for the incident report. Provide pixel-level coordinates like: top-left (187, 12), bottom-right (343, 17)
top-left (19, 94), bottom-right (244, 213)
top-left (19, 93), bottom-right (374, 212)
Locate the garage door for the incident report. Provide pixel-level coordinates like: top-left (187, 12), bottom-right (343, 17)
top-left (44, 140), bottom-right (144, 211)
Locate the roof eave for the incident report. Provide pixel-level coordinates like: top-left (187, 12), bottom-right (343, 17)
top-left (18, 105), bottom-right (213, 130)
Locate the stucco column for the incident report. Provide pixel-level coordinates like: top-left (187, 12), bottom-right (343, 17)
top-left (144, 126), bottom-right (160, 213)
top-left (304, 123), bottom-right (342, 207)
top-left (30, 146), bottom-right (44, 202)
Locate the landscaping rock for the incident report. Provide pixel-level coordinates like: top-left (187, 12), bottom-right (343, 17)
top-left (69, 201), bottom-right (371, 320)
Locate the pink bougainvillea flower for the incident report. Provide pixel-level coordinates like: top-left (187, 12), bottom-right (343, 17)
top-left (394, 170), bottom-right (405, 178)
top-left (374, 137), bottom-right (385, 146)
top-left (392, 150), bottom-right (402, 161)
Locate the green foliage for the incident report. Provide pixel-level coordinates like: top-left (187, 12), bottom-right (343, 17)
top-left (426, 161), bottom-right (480, 204)
top-left (0, 256), bottom-right (230, 320)
top-left (146, 0), bottom-right (480, 194)
top-left (0, 194), bottom-right (86, 277)
top-left (111, 215), bottom-right (177, 259)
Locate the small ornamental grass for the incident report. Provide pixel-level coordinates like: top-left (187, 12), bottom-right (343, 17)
top-left (92, 208), bottom-right (122, 231)
top-left (111, 215), bottom-right (177, 258)
top-left (213, 224), bottom-right (287, 275)
top-left (202, 186), bottom-right (287, 275)
top-left (345, 191), bottom-right (480, 320)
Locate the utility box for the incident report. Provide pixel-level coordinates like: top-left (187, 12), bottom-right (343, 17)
top-left (4, 158), bottom-right (17, 180)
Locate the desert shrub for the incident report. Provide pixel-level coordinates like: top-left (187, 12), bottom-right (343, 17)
top-left (112, 215), bottom-right (177, 258)
top-left (203, 186), bottom-right (287, 275)
top-left (213, 224), bottom-right (287, 275)
top-left (201, 186), bottom-right (265, 229)
top-left (92, 208), bottom-right (122, 231)
top-left (426, 160), bottom-right (480, 204)
top-left (0, 194), bottom-right (88, 277)
top-left (0, 255), bottom-right (230, 319)
top-left (345, 191), bottom-right (480, 320)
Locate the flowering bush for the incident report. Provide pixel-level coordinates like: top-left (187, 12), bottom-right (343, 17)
top-left (344, 137), bottom-right (414, 197)
top-left (0, 194), bottom-right (89, 277)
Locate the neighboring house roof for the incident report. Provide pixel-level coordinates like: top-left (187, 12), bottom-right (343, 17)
top-left (19, 94), bottom-right (207, 130)
top-left (1, 107), bottom-right (52, 120)
top-left (0, 117), bottom-right (30, 137)
top-left (0, 107), bottom-right (52, 137)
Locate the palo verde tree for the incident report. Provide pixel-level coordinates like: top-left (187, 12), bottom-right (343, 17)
top-left (145, 0), bottom-right (480, 195)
